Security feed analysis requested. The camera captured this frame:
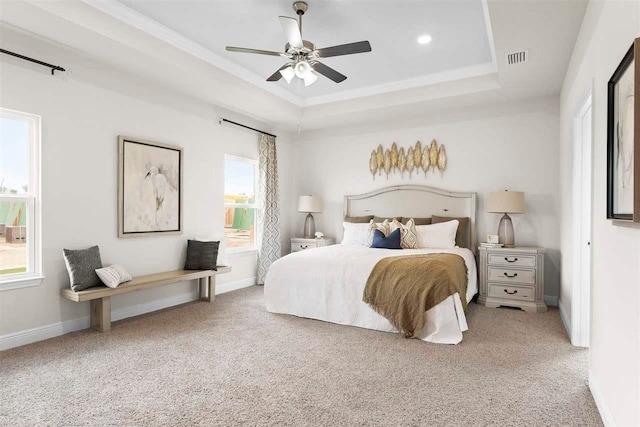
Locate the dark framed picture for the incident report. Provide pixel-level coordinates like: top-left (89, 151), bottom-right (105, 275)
top-left (118, 136), bottom-right (183, 237)
top-left (607, 38), bottom-right (640, 222)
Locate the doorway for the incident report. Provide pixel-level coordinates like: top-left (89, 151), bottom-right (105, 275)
top-left (571, 89), bottom-right (592, 347)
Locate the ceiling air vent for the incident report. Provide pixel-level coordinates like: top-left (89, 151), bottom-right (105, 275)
top-left (506, 50), bottom-right (528, 65)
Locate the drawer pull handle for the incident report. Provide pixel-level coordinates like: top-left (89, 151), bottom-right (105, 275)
top-left (503, 272), bottom-right (518, 278)
top-left (504, 289), bottom-right (518, 295)
top-left (301, 245), bottom-right (308, 249)
top-left (505, 257), bottom-right (518, 263)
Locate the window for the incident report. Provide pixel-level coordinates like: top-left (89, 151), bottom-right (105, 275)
top-left (0, 108), bottom-right (42, 289)
top-left (224, 155), bottom-right (258, 251)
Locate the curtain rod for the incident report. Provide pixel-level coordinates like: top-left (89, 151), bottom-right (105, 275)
top-left (0, 49), bottom-right (66, 75)
top-left (219, 118), bottom-right (277, 139)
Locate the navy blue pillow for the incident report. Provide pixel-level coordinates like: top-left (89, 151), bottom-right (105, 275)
top-left (371, 228), bottom-right (402, 249)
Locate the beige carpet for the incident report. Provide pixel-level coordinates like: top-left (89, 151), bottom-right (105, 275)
top-left (1, 286), bottom-right (602, 427)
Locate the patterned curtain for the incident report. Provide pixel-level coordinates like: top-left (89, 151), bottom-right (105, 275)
top-left (256, 133), bottom-right (281, 285)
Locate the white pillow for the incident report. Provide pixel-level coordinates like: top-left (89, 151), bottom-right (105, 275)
top-left (95, 265), bottom-right (132, 288)
top-left (196, 236), bottom-right (229, 266)
top-left (415, 220), bottom-right (459, 248)
top-left (342, 222), bottom-right (371, 246)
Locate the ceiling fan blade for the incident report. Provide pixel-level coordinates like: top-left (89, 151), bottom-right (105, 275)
top-left (226, 46), bottom-right (284, 57)
top-left (316, 41), bottom-right (372, 58)
top-left (279, 16), bottom-right (303, 49)
top-left (311, 62), bottom-right (347, 83)
top-left (267, 65), bottom-right (289, 82)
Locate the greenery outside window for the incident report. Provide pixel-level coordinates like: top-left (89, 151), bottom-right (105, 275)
top-left (224, 155), bottom-right (258, 252)
top-left (0, 108), bottom-right (42, 290)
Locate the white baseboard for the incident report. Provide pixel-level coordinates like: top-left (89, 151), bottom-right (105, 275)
top-left (544, 295), bottom-right (559, 307)
top-left (589, 370), bottom-right (615, 427)
top-left (0, 276), bottom-right (256, 351)
top-left (0, 317), bottom-right (90, 352)
top-left (558, 300), bottom-right (572, 342)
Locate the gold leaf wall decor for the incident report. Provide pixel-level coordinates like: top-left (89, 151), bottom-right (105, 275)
top-left (369, 150), bottom-right (378, 179)
top-left (398, 147), bottom-right (406, 178)
top-left (413, 141), bottom-right (422, 167)
top-left (367, 139), bottom-right (447, 180)
top-left (390, 142), bottom-right (399, 170)
top-left (406, 147), bottom-right (415, 179)
top-left (437, 145), bottom-right (447, 175)
top-left (421, 146), bottom-right (430, 176)
top-left (428, 139), bottom-right (438, 174)
top-left (376, 145), bottom-right (384, 176)
top-left (383, 149), bottom-right (392, 179)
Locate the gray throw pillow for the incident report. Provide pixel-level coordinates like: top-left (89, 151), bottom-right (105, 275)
top-left (373, 216), bottom-right (400, 223)
top-left (185, 240), bottom-right (219, 271)
top-left (343, 215), bottom-right (374, 223)
top-left (63, 246), bottom-right (104, 291)
top-left (401, 217), bottom-right (432, 226)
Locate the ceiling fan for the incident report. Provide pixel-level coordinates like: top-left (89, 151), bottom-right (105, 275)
top-left (225, 1), bottom-right (372, 86)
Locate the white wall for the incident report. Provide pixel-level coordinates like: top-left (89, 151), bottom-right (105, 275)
top-left (0, 31), bottom-right (293, 341)
top-left (292, 96), bottom-right (561, 299)
top-left (559, 1), bottom-right (640, 426)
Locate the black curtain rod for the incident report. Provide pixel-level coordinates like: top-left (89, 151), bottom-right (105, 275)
top-left (0, 49), bottom-right (66, 75)
top-left (219, 118), bottom-right (277, 139)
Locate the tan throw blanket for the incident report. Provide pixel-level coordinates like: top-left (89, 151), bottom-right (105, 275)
top-left (363, 254), bottom-right (468, 338)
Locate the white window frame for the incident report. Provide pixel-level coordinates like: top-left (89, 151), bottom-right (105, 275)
top-left (224, 154), bottom-right (259, 254)
top-left (0, 108), bottom-right (43, 291)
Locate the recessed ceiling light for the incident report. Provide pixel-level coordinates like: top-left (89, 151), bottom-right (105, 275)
top-left (417, 34), bottom-right (432, 45)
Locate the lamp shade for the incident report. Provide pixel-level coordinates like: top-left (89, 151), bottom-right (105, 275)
top-left (295, 61), bottom-right (311, 78)
top-left (298, 195), bottom-right (323, 213)
top-left (487, 191), bottom-right (525, 214)
top-left (280, 66), bottom-right (295, 83)
top-left (303, 71), bottom-right (318, 87)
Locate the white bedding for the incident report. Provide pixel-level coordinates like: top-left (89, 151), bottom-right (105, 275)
top-left (264, 244), bottom-right (478, 344)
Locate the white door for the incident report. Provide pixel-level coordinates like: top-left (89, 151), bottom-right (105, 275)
top-left (572, 91), bottom-right (592, 347)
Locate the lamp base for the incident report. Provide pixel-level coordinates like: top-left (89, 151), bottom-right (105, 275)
top-left (498, 213), bottom-right (515, 248)
top-left (303, 213), bottom-right (316, 238)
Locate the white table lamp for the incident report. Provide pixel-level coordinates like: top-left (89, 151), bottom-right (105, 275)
top-left (487, 191), bottom-right (525, 248)
top-left (298, 195), bottom-right (323, 238)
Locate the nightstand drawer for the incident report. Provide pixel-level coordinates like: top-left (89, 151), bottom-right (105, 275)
top-left (488, 254), bottom-right (536, 268)
top-left (292, 242), bottom-right (318, 252)
top-left (488, 267), bottom-right (535, 284)
top-left (488, 284), bottom-right (535, 302)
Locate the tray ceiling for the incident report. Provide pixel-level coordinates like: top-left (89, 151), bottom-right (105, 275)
top-left (114, 0), bottom-right (496, 104)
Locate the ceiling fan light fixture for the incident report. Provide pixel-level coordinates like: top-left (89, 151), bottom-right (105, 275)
top-left (303, 71), bottom-right (318, 86)
top-left (280, 66), bottom-right (296, 83)
top-left (227, 1), bottom-right (371, 86)
top-left (294, 60), bottom-right (312, 78)
top-left (417, 34), bottom-right (432, 45)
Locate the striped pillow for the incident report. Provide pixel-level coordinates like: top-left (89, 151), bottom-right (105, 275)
top-left (392, 218), bottom-right (419, 249)
top-left (95, 265), bottom-right (132, 289)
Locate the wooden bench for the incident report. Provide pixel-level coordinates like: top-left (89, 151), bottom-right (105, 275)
top-left (60, 267), bottom-right (232, 332)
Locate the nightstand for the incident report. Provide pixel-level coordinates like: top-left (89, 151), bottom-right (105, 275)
top-left (477, 246), bottom-right (547, 312)
top-left (290, 237), bottom-right (335, 253)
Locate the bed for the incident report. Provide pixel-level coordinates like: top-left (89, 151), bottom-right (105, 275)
top-left (265, 185), bottom-right (478, 344)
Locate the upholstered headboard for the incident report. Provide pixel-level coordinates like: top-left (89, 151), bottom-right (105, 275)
top-left (343, 185), bottom-right (477, 254)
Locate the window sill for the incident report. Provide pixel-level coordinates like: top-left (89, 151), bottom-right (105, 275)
top-left (0, 275), bottom-right (45, 291)
top-left (227, 248), bottom-right (258, 258)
